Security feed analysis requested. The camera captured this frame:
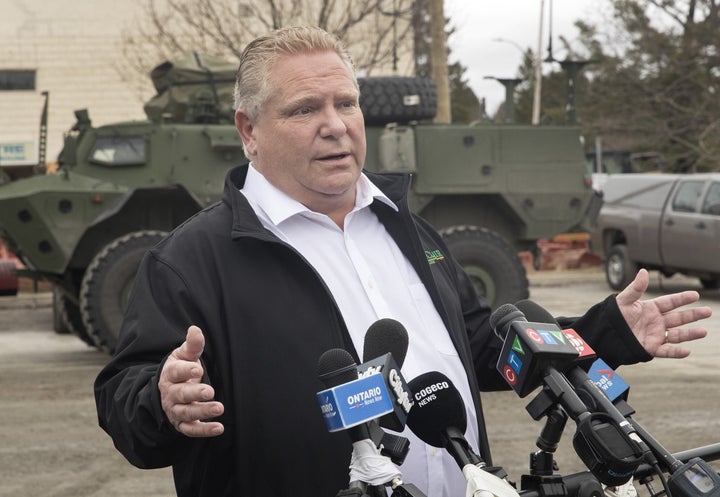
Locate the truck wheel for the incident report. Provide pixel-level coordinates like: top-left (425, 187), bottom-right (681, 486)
top-left (57, 291), bottom-right (96, 346)
top-left (700, 278), bottom-right (719, 290)
top-left (80, 230), bottom-right (167, 354)
top-left (52, 287), bottom-right (70, 334)
top-left (605, 244), bottom-right (637, 291)
top-left (440, 226), bottom-right (529, 308)
top-left (358, 76), bottom-right (437, 125)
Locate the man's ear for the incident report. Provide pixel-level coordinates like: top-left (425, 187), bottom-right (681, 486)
top-left (235, 109), bottom-right (256, 157)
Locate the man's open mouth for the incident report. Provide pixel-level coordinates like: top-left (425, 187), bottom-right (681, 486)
top-left (318, 153), bottom-right (349, 161)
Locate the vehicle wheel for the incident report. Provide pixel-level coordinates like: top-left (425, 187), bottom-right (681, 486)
top-left (358, 76), bottom-right (437, 125)
top-left (57, 291), bottom-right (96, 346)
top-left (52, 286), bottom-right (71, 334)
top-left (80, 230), bottom-right (167, 354)
top-left (700, 277), bottom-right (719, 290)
top-left (440, 226), bottom-right (529, 309)
top-left (605, 244), bottom-right (637, 291)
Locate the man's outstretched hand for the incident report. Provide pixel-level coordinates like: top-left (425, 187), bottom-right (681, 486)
top-left (159, 325), bottom-right (225, 437)
top-left (617, 269), bottom-right (711, 358)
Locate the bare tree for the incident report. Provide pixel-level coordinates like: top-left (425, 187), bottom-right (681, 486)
top-left (117, 0), bottom-right (415, 101)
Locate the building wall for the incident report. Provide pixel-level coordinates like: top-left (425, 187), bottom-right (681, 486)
top-left (1, 0), bottom-right (150, 165)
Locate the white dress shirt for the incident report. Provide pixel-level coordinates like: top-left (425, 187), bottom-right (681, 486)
top-left (240, 164), bottom-right (481, 497)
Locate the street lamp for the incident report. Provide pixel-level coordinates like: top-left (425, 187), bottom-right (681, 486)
top-left (484, 76), bottom-right (523, 124)
top-left (492, 37), bottom-right (526, 57)
top-left (492, 32), bottom-right (543, 125)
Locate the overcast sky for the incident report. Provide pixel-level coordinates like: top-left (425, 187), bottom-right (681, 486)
top-left (445, 0), bottom-right (600, 114)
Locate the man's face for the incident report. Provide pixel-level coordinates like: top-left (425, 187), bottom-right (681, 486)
top-left (236, 51), bottom-right (366, 216)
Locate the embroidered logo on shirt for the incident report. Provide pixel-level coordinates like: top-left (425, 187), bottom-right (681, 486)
top-left (425, 249), bottom-right (445, 265)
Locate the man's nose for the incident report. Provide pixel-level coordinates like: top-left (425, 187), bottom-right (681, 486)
top-left (320, 107), bottom-right (348, 138)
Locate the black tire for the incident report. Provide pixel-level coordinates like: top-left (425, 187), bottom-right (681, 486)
top-left (57, 291), bottom-right (96, 346)
top-left (358, 76), bottom-right (437, 125)
top-left (52, 286), bottom-right (71, 334)
top-left (605, 244), bottom-right (637, 291)
top-left (700, 277), bottom-right (719, 290)
top-left (80, 230), bottom-right (167, 354)
top-left (440, 226), bottom-right (529, 309)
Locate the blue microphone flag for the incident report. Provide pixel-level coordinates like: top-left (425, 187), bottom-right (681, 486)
top-left (317, 373), bottom-right (394, 432)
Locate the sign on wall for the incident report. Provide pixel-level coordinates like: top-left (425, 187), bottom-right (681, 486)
top-left (0, 140), bottom-right (36, 166)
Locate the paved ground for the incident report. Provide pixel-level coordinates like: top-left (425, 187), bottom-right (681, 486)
top-left (0, 267), bottom-right (718, 496)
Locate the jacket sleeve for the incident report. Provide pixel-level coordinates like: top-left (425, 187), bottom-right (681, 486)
top-left (93, 250), bottom-right (204, 469)
top-left (557, 294), bottom-right (653, 369)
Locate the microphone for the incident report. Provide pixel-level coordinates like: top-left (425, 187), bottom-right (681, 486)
top-left (358, 318), bottom-right (413, 432)
top-left (491, 301), bottom-right (649, 486)
top-left (584, 357), bottom-right (720, 496)
top-left (363, 318), bottom-right (409, 366)
top-left (317, 347), bottom-right (402, 489)
top-left (406, 371), bottom-right (519, 497)
top-left (317, 348), bottom-right (395, 436)
top-left (490, 302), bottom-right (580, 398)
top-left (515, 299), bottom-right (598, 371)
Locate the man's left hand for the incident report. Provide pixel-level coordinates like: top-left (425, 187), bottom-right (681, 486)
top-left (616, 268), bottom-right (711, 358)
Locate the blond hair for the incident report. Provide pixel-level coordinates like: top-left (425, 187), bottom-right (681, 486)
top-left (233, 25), bottom-right (357, 120)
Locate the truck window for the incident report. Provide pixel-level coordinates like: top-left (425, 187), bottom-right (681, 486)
top-left (88, 136), bottom-right (145, 166)
top-left (702, 182), bottom-right (720, 216)
top-left (671, 181), bottom-right (704, 213)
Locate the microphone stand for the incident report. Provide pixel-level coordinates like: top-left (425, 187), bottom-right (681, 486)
top-left (336, 479), bottom-right (426, 497)
top-left (520, 388), bottom-right (604, 497)
top-left (335, 437), bottom-right (427, 497)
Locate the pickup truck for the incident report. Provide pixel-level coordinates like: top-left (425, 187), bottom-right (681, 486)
top-left (590, 173), bottom-right (720, 290)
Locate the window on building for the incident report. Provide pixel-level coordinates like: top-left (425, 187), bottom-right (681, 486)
top-left (0, 70), bottom-right (36, 90)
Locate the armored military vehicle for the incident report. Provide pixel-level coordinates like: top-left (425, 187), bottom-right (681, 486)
top-left (0, 53), bottom-right (596, 353)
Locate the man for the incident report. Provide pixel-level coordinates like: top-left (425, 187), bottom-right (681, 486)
top-left (94, 25), bottom-right (710, 497)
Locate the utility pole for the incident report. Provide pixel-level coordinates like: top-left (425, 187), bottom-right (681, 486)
top-left (429, 0), bottom-right (451, 124)
top-left (532, 0), bottom-right (545, 125)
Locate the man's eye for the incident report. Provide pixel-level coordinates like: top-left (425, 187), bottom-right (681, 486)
top-left (295, 107), bottom-right (312, 115)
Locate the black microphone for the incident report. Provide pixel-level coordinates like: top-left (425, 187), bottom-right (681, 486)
top-left (317, 347), bottom-right (375, 443)
top-left (407, 372), bottom-right (520, 497)
top-left (358, 318), bottom-right (413, 433)
top-left (491, 302), bottom-right (649, 486)
top-left (406, 371), bottom-right (483, 469)
top-left (363, 318), bottom-right (409, 366)
top-left (490, 302), bottom-right (580, 398)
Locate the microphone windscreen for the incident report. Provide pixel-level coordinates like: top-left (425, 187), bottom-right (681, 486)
top-left (363, 318), bottom-right (409, 366)
top-left (489, 303), bottom-right (525, 339)
top-left (515, 299), bottom-right (559, 326)
top-left (406, 371), bottom-right (467, 448)
top-left (317, 348), bottom-right (358, 388)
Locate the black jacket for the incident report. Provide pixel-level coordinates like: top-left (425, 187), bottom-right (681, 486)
top-left (94, 164), bottom-right (651, 497)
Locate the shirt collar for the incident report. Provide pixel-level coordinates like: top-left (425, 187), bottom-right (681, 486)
top-left (241, 163), bottom-right (397, 226)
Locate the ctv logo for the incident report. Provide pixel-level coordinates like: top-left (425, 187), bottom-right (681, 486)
top-left (525, 327), bottom-right (567, 345)
top-left (502, 350), bottom-right (523, 385)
